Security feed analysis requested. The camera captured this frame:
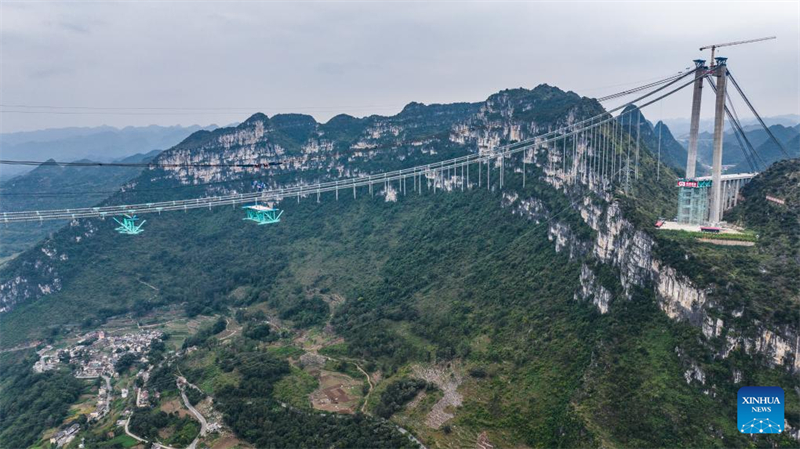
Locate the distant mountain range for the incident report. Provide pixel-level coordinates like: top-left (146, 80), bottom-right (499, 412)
top-left (617, 105), bottom-right (695, 177)
top-left (1, 84), bottom-right (798, 449)
top-left (661, 114), bottom-right (800, 138)
top-left (0, 124), bottom-right (218, 181)
top-left (675, 123), bottom-right (800, 174)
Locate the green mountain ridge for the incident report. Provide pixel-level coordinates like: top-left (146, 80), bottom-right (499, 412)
top-left (0, 85), bottom-right (798, 448)
top-left (687, 124), bottom-right (799, 174)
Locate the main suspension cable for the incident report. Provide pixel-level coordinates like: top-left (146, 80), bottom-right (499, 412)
top-left (597, 72), bottom-right (686, 102)
top-left (727, 71), bottom-right (791, 158)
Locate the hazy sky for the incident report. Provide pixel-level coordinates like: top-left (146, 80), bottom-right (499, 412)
top-left (2, 1), bottom-right (798, 132)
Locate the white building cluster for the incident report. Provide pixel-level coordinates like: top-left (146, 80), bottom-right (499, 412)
top-left (49, 424), bottom-right (79, 447)
top-left (33, 329), bottom-right (163, 378)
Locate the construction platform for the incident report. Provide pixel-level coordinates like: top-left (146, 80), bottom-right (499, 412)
top-left (656, 221), bottom-right (745, 235)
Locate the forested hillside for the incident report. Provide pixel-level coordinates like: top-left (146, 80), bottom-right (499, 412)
top-left (0, 351), bottom-right (84, 449)
top-left (1, 86), bottom-right (798, 448)
top-left (0, 151), bottom-right (160, 258)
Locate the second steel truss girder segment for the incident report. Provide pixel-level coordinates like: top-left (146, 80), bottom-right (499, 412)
top-left (112, 215), bottom-right (145, 235)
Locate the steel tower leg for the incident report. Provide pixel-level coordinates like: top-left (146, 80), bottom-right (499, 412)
top-left (709, 58), bottom-right (728, 224)
top-left (686, 60), bottom-right (706, 179)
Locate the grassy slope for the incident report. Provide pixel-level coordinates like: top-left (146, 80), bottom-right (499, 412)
top-left (2, 107), bottom-right (798, 447)
top-left (10, 172), bottom-right (790, 446)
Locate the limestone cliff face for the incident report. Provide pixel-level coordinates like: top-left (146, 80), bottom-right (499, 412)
top-left (0, 105), bottom-right (479, 313)
top-left (469, 99), bottom-right (798, 374)
top-left (586, 202), bottom-right (798, 372)
top-left (577, 263), bottom-right (612, 314)
top-left (0, 220), bottom-right (94, 313)
top-left (517, 133), bottom-right (800, 373)
top-left (447, 93), bottom-right (798, 373)
top-left (1, 88), bottom-right (796, 380)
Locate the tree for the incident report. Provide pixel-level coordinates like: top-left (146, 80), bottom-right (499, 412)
top-left (115, 353), bottom-right (138, 373)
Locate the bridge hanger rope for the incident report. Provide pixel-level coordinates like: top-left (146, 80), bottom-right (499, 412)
top-left (1, 91), bottom-right (694, 222)
top-left (2, 68), bottom-right (700, 223)
top-left (0, 116), bottom-right (657, 222)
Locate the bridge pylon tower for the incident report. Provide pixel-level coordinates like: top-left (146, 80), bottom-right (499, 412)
top-left (677, 59), bottom-right (712, 225)
top-left (708, 57), bottom-right (728, 225)
top-left (685, 59), bottom-right (706, 179)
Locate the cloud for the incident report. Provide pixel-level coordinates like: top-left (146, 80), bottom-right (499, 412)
top-left (315, 61), bottom-right (382, 76)
top-left (0, 1), bottom-right (797, 132)
top-left (28, 67), bottom-right (73, 80)
top-left (55, 19), bottom-right (92, 35)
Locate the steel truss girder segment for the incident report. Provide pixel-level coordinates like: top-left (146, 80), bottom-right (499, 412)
top-left (113, 215), bottom-right (145, 235)
top-left (243, 206), bottom-right (283, 225)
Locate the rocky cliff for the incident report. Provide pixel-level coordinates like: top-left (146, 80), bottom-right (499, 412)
top-left (1, 87), bottom-right (797, 382)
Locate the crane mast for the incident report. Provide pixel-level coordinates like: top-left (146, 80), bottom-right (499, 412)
top-left (700, 36), bottom-right (776, 65)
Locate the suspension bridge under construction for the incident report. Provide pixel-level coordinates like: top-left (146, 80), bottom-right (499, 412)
top-left (1, 56), bottom-right (790, 234)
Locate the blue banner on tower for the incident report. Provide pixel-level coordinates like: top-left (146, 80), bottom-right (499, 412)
top-left (738, 387), bottom-right (784, 434)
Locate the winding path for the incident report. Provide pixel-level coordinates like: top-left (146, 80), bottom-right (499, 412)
top-left (177, 377), bottom-right (208, 449)
top-left (180, 389), bottom-right (208, 449)
top-left (124, 417), bottom-right (147, 444)
top-left (124, 417), bottom-right (180, 449)
top-left (0, 341), bottom-right (40, 353)
top-left (354, 363), bottom-right (373, 413)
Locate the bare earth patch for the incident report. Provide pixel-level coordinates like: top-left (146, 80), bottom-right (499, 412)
top-left (210, 433), bottom-right (252, 449)
top-left (308, 370), bottom-right (363, 414)
top-left (697, 238), bottom-right (755, 246)
top-left (406, 390), bottom-right (427, 410)
top-left (476, 431), bottom-right (494, 449)
top-left (160, 397), bottom-right (191, 418)
top-left (413, 364), bottom-right (463, 429)
top-left (298, 352), bottom-right (326, 374)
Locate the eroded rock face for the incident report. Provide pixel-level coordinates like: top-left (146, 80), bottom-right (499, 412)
top-left (572, 196), bottom-right (798, 372)
top-left (577, 264), bottom-right (611, 314)
top-left (412, 364), bottom-right (463, 430)
top-left (549, 222), bottom-right (589, 261)
top-left (506, 117), bottom-right (799, 375)
top-left (0, 243), bottom-right (64, 312)
top-left (654, 261), bottom-right (707, 325)
top-left (751, 329), bottom-right (800, 372)
top-left (1, 90), bottom-right (796, 382)
top-left (684, 361), bottom-right (706, 385)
